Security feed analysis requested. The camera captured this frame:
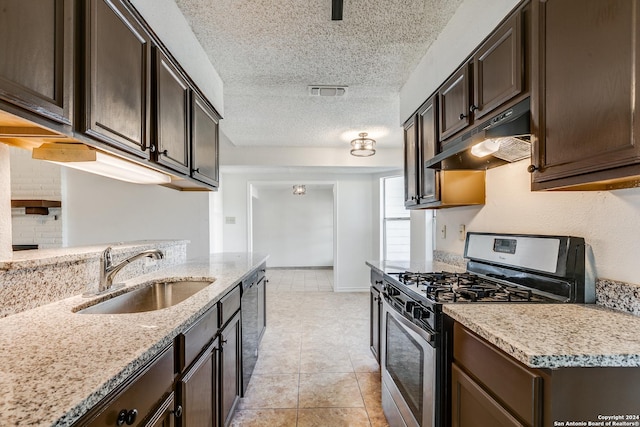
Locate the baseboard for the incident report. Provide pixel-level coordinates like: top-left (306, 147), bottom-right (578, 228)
top-left (334, 286), bottom-right (369, 293)
top-left (268, 266), bottom-right (333, 270)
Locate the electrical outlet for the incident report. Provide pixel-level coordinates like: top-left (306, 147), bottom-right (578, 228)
top-left (459, 224), bottom-right (466, 241)
top-left (440, 225), bottom-right (446, 239)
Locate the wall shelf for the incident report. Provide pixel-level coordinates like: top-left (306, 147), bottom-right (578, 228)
top-left (11, 199), bottom-right (62, 215)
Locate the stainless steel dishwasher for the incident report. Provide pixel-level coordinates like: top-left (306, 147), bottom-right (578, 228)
top-left (241, 265), bottom-right (267, 395)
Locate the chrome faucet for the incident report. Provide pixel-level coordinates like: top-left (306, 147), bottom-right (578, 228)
top-left (98, 247), bottom-right (164, 293)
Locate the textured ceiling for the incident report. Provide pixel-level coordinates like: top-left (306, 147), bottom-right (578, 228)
top-left (174, 0), bottom-right (463, 149)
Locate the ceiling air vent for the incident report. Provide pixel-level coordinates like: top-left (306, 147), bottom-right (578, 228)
top-left (308, 85), bottom-right (347, 97)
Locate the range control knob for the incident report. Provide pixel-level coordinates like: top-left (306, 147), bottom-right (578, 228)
top-left (405, 301), bottom-right (415, 313)
top-left (384, 285), bottom-right (399, 297)
top-left (413, 306), bottom-right (430, 320)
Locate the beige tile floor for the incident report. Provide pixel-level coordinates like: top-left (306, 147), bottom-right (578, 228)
top-left (231, 268), bottom-right (389, 427)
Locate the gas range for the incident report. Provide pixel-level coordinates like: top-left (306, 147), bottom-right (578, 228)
top-left (388, 270), bottom-right (558, 303)
top-left (376, 232), bottom-right (595, 427)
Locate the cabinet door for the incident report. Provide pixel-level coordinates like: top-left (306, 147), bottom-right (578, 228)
top-left (220, 312), bottom-right (241, 427)
top-left (145, 392), bottom-right (177, 427)
top-left (403, 117), bottom-right (419, 207)
top-left (369, 286), bottom-right (381, 362)
top-left (84, 0), bottom-right (151, 158)
top-left (531, 0), bottom-right (640, 189)
top-left (452, 363), bottom-right (524, 427)
top-left (0, 0), bottom-right (72, 125)
top-left (177, 339), bottom-right (218, 427)
top-left (473, 12), bottom-right (523, 120)
top-left (418, 97), bottom-right (438, 204)
top-left (439, 65), bottom-right (470, 141)
top-left (154, 48), bottom-right (190, 175)
top-left (257, 276), bottom-right (266, 339)
top-left (191, 93), bottom-right (219, 187)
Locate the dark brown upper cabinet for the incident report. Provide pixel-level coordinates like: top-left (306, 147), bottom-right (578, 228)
top-left (153, 48), bottom-right (190, 175)
top-left (438, 65), bottom-right (470, 142)
top-left (82, 0), bottom-right (152, 159)
top-left (191, 92), bottom-right (220, 187)
top-left (405, 96), bottom-right (438, 208)
top-left (404, 95), bottom-right (486, 209)
top-left (530, 0), bottom-right (640, 190)
top-left (472, 12), bottom-right (523, 120)
top-left (403, 116), bottom-right (419, 207)
top-left (0, 0), bottom-right (73, 127)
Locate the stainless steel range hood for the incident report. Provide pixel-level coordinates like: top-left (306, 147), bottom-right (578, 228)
top-left (426, 97), bottom-right (531, 170)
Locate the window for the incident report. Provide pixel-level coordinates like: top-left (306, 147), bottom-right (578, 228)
top-left (382, 176), bottom-right (410, 260)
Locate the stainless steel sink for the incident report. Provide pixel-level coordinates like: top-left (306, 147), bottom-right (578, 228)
top-left (77, 280), bottom-right (213, 314)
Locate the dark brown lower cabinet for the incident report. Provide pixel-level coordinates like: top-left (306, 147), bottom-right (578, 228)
top-left (177, 339), bottom-right (218, 427)
top-left (369, 284), bottom-right (381, 362)
top-left (452, 321), bottom-right (640, 426)
top-left (451, 363), bottom-right (522, 427)
top-left (146, 392), bottom-right (177, 427)
top-left (73, 344), bottom-right (175, 426)
top-left (220, 312), bottom-right (241, 427)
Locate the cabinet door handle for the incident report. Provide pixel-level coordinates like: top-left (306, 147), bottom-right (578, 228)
top-left (172, 405), bottom-right (183, 418)
top-left (161, 149), bottom-right (168, 156)
top-left (148, 145), bottom-right (156, 153)
top-left (375, 280), bottom-right (383, 285)
top-left (469, 104), bottom-right (479, 112)
top-left (459, 113), bottom-right (467, 120)
top-left (527, 164), bottom-right (539, 173)
top-left (192, 168), bottom-right (200, 174)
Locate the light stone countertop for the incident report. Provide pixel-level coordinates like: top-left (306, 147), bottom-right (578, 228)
top-left (0, 240), bottom-right (189, 271)
top-left (0, 252), bottom-right (268, 426)
top-left (443, 303), bottom-right (640, 369)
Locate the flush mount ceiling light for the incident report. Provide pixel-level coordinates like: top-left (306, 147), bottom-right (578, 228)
top-left (292, 184), bottom-right (306, 195)
top-left (350, 132), bottom-right (376, 157)
top-left (32, 142), bottom-right (171, 184)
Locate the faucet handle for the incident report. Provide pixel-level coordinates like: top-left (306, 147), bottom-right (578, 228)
top-left (102, 246), bottom-right (113, 269)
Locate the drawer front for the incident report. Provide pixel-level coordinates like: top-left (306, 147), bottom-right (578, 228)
top-left (87, 344), bottom-right (175, 426)
top-left (453, 323), bottom-right (541, 426)
top-left (180, 305), bottom-right (218, 372)
top-left (452, 363), bottom-right (523, 427)
top-left (219, 285), bottom-right (241, 327)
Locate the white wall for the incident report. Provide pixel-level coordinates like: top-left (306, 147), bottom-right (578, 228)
top-left (434, 161), bottom-right (640, 285)
top-left (0, 144), bottom-right (11, 258)
top-left (9, 147), bottom-right (63, 248)
top-left (221, 171), bottom-right (375, 291)
top-left (63, 169), bottom-right (211, 259)
top-left (253, 187), bottom-right (333, 267)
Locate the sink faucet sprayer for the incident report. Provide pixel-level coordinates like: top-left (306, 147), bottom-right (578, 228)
top-left (98, 247), bottom-right (164, 293)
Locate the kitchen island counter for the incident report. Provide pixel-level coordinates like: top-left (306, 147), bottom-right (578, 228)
top-left (444, 303), bottom-right (640, 369)
top-left (0, 252), bottom-right (268, 426)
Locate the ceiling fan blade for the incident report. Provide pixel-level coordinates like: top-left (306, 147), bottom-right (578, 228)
top-left (332, 0), bottom-right (343, 20)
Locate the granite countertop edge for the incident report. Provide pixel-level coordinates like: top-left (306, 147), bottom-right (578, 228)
top-left (443, 303), bottom-right (640, 369)
top-left (0, 252), bottom-right (268, 427)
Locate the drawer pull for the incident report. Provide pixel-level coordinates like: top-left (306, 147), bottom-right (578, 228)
top-left (116, 408), bottom-right (138, 426)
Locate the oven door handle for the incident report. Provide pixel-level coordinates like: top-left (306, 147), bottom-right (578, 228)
top-left (382, 298), bottom-right (436, 345)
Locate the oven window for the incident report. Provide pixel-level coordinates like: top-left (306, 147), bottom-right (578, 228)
top-left (385, 314), bottom-right (424, 422)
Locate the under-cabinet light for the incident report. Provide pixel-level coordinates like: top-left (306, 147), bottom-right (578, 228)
top-left (470, 139), bottom-right (501, 158)
top-left (32, 142), bottom-right (171, 184)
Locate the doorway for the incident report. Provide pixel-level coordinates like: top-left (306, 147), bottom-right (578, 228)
top-left (247, 181), bottom-right (337, 280)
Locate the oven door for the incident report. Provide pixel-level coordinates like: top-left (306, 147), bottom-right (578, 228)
top-left (381, 298), bottom-right (437, 427)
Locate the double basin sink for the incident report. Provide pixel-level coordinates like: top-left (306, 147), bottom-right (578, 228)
top-left (77, 279), bottom-right (214, 314)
